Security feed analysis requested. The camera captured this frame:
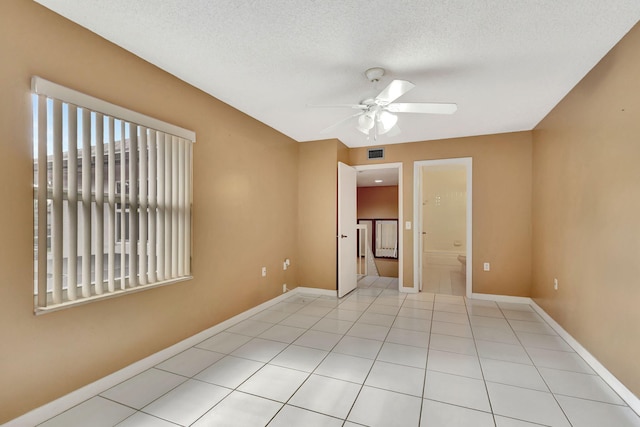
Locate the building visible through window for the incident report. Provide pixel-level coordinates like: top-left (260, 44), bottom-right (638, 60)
top-left (32, 77), bottom-right (195, 313)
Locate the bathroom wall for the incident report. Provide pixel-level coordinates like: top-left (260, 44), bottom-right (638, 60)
top-left (422, 166), bottom-right (467, 254)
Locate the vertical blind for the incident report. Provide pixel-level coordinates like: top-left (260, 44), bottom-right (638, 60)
top-left (32, 77), bottom-right (195, 313)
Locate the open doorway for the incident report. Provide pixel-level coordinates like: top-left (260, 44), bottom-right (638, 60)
top-left (354, 163), bottom-right (403, 291)
top-left (414, 158), bottom-right (472, 296)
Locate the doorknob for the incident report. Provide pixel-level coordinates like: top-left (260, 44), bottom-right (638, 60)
top-left (340, 234), bottom-right (348, 239)
top-left (421, 232), bottom-right (427, 235)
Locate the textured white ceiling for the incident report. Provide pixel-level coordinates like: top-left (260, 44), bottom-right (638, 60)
top-left (35, 0), bottom-right (640, 148)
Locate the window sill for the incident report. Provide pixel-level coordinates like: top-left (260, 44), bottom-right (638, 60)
top-left (34, 276), bottom-right (193, 315)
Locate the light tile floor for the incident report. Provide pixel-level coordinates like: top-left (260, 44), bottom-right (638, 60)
top-left (422, 262), bottom-right (466, 296)
top-left (38, 277), bottom-right (640, 427)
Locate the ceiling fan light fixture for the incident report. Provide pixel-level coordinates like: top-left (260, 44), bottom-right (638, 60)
top-left (357, 113), bottom-right (375, 133)
top-left (377, 110), bottom-right (398, 133)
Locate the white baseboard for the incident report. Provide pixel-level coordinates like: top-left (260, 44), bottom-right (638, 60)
top-left (4, 288), bottom-right (313, 427)
top-left (529, 301), bottom-right (640, 417)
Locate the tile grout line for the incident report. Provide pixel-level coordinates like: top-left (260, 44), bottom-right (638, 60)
top-left (464, 296), bottom-right (498, 426)
top-left (164, 293), bottom-right (322, 427)
top-left (497, 301), bottom-right (575, 427)
top-left (243, 284), bottom-right (375, 425)
top-left (341, 281), bottom-right (401, 425)
top-left (187, 292), bottom-right (329, 426)
top-left (417, 292), bottom-right (437, 426)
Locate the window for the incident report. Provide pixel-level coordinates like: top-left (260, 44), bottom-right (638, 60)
top-left (32, 77), bottom-right (195, 313)
top-left (375, 219), bottom-right (398, 258)
top-left (357, 219), bottom-right (399, 259)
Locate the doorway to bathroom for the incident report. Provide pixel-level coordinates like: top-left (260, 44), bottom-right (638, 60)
top-left (414, 158), bottom-right (472, 296)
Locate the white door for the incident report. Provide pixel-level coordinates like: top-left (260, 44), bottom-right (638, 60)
top-left (338, 162), bottom-right (357, 297)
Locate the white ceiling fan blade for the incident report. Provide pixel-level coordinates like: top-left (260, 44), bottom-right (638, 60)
top-left (307, 104), bottom-right (368, 110)
top-left (387, 102), bottom-right (457, 114)
top-left (375, 80), bottom-right (415, 104)
top-left (320, 112), bottom-right (364, 134)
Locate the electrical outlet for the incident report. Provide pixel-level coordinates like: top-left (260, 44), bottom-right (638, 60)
top-left (283, 261), bottom-right (288, 270)
top-left (483, 262), bottom-right (490, 271)
top-left (554, 278), bottom-right (558, 290)
top-left (261, 267), bottom-right (267, 277)
top-left (283, 284), bottom-right (287, 293)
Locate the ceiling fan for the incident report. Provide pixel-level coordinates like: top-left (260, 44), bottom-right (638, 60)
top-left (314, 67), bottom-right (457, 140)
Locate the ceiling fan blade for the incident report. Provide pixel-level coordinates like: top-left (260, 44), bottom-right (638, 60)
top-left (387, 102), bottom-right (457, 114)
top-left (320, 112), bottom-right (364, 134)
top-left (375, 80), bottom-right (415, 104)
top-left (307, 104), bottom-right (368, 110)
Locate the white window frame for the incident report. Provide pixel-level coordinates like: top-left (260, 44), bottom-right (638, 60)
top-left (32, 77), bottom-right (195, 314)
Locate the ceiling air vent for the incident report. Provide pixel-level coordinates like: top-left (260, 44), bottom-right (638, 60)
top-left (367, 148), bottom-right (385, 160)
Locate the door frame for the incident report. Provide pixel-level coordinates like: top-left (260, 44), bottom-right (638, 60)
top-left (353, 162), bottom-right (404, 292)
top-left (413, 158), bottom-right (472, 296)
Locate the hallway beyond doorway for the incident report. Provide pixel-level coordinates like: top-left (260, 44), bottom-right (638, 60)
top-left (357, 275), bottom-right (398, 290)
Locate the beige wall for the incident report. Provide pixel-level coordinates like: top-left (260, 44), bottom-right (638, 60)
top-left (373, 258), bottom-right (399, 278)
top-left (350, 132), bottom-right (532, 296)
top-left (298, 139), bottom-right (348, 290)
top-left (0, 1), bottom-right (299, 422)
top-left (357, 186), bottom-right (399, 277)
top-left (357, 186), bottom-right (399, 219)
top-left (532, 22), bottom-right (640, 395)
